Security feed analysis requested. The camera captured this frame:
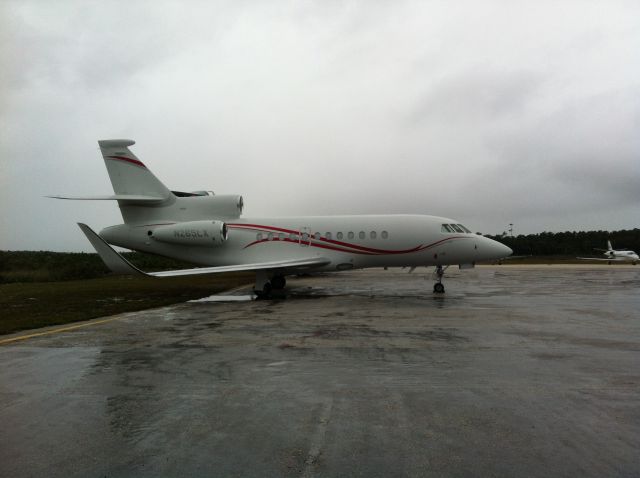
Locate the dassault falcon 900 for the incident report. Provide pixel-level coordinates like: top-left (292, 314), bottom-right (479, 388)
top-left (50, 139), bottom-right (512, 297)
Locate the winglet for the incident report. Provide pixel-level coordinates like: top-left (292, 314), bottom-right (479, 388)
top-left (78, 223), bottom-right (147, 276)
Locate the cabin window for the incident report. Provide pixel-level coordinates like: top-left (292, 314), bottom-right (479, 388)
top-left (337, 232), bottom-right (343, 240)
top-left (301, 232), bottom-right (309, 241)
top-left (257, 233), bottom-right (263, 240)
top-left (441, 224), bottom-right (453, 233)
top-left (348, 231), bottom-right (355, 239)
top-left (314, 232), bottom-right (321, 240)
top-left (326, 232), bottom-right (332, 240)
top-left (289, 233), bottom-right (296, 240)
top-left (278, 233), bottom-right (285, 240)
top-left (370, 231), bottom-right (377, 239)
top-left (381, 231), bottom-right (389, 239)
top-left (267, 232), bottom-right (274, 240)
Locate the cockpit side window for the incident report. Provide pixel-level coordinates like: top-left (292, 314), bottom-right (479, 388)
top-left (457, 224), bottom-right (471, 233)
top-left (450, 224), bottom-right (464, 233)
top-left (441, 224), bottom-right (454, 233)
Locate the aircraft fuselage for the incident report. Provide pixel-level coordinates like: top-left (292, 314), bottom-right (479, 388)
top-left (100, 214), bottom-right (511, 271)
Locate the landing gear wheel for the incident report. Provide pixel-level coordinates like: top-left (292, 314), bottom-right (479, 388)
top-left (271, 275), bottom-right (286, 290)
top-left (254, 281), bottom-right (272, 299)
top-left (433, 265), bottom-right (447, 294)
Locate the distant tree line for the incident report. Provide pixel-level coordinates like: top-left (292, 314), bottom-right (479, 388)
top-left (485, 229), bottom-right (640, 257)
top-left (0, 251), bottom-right (194, 283)
top-left (2, 228), bottom-right (639, 282)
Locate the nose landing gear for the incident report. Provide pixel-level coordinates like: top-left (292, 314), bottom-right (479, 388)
top-left (433, 265), bottom-right (447, 294)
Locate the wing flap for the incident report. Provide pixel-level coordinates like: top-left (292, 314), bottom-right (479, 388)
top-left (78, 223), bottom-right (330, 277)
top-left (149, 257), bottom-right (329, 277)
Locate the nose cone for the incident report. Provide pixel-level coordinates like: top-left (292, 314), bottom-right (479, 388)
top-left (481, 237), bottom-right (512, 260)
top-left (498, 242), bottom-right (513, 258)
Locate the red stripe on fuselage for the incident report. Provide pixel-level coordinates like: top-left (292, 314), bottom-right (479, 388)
top-left (242, 237), bottom-right (380, 255)
top-left (228, 223), bottom-right (469, 255)
top-left (107, 155), bottom-right (146, 168)
top-left (229, 223), bottom-right (296, 235)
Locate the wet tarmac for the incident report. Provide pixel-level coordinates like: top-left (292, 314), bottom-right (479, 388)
top-left (1, 266), bottom-right (639, 477)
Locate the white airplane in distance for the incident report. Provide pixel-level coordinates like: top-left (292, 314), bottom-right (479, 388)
top-left (50, 139), bottom-right (512, 297)
top-left (578, 240), bottom-right (639, 265)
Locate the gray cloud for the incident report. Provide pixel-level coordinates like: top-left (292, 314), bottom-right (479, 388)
top-left (408, 69), bottom-right (543, 126)
top-left (1, 0), bottom-right (640, 251)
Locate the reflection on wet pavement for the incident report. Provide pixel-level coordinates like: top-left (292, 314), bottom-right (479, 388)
top-left (1, 266), bottom-right (639, 477)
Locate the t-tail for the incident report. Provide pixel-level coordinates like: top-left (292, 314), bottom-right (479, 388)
top-left (49, 139), bottom-right (244, 226)
top-left (97, 140), bottom-right (175, 224)
top-left (99, 140), bottom-right (172, 202)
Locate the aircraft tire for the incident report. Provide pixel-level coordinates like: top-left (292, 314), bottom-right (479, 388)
top-left (271, 276), bottom-right (286, 290)
top-left (253, 282), bottom-right (273, 300)
top-left (433, 283), bottom-right (445, 294)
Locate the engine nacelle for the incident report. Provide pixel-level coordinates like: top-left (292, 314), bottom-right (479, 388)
top-left (205, 194), bottom-right (243, 217)
top-left (175, 194), bottom-right (244, 219)
top-left (151, 220), bottom-right (228, 247)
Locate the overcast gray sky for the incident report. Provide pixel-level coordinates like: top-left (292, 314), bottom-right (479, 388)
top-left (2, 0), bottom-right (639, 251)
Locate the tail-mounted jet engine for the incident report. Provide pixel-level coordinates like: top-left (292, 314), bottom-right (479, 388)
top-left (169, 193), bottom-right (244, 219)
top-left (151, 220), bottom-right (228, 247)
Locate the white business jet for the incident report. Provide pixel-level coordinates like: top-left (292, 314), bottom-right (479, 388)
top-left (50, 140), bottom-right (512, 297)
top-left (578, 241), bottom-right (638, 265)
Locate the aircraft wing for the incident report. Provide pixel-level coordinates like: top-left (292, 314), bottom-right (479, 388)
top-left (78, 223), bottom-right (330, 277)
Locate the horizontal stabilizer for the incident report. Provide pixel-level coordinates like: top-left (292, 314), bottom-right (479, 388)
top-left (78, 223), bottom-right (330, 277)
top-left (49, 194), bottom-right (166, 203)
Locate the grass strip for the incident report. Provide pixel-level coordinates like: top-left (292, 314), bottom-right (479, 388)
top-left (0, 273), bottom-right (252, 336)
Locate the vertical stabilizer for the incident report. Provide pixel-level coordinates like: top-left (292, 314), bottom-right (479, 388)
top-left (98, 139), bottom-right (175, 224)
top-left (607, 240), bottom-right (613, 251)
top-left (98, 140), bottom-right (172, 199)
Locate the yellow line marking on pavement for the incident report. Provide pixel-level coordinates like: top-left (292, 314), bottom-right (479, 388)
top-left (0, 284), bottom-right (253, 346)
top-left (0, 317), bottom-right (122, 346)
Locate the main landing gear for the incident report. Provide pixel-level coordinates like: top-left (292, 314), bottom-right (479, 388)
top-left (253, 271), bottom-right (287, 299)
top-left (433, 265), bottom-right (448, 294)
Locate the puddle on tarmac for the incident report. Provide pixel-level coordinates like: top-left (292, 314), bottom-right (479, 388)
top-left (189, 295), bottom-right (255, 303)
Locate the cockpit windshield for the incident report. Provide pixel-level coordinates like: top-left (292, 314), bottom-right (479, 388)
top-left (441, 223), bottom-right (472, 234)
